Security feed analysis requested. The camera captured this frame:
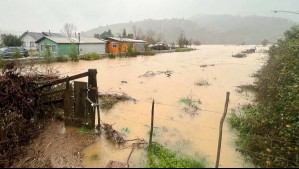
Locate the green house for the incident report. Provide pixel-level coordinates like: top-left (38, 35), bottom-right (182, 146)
top-left (36, 36), bottom-right (79, 57)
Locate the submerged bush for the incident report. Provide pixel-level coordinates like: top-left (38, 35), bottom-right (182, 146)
top-left (229, 26), bottom-right (299, 168)
top-left (80, 52), bottom-right (101, 60)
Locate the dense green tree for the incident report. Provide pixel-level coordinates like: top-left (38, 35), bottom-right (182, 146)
top-left (1, 34), bottom-right (23, 47)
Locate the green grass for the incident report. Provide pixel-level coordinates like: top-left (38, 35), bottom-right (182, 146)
top-left (175, 48), bottom-right (196, 52)
top-left (179, 96), bottom-right (201, 111)
top-left (146, 143), bottom-right (206, 168)
top-left (79, 127), bottom-right (91, 134)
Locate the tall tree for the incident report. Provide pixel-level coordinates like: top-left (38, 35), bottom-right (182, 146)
top-left (61, 23), bottom-right (77, 38)
top-left (1, 34), bottom-right (23, 47)
top-left (122, 29), bottom-right (127, 38)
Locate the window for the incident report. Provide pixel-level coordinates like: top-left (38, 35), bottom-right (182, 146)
top-left (23, 42), bottom-right (26, 47)
top-left (40, 45), bottom-right (57, 53)
top-left (52, 45), bottom-right (57, 52)
top-left (30, 42), bottom-right (35, 47)
top-left (112, 42), bottom-right (117, 48)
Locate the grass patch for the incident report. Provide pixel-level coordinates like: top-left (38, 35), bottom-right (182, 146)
top-left (79, 127), bottom-right (91, 135)
top-left (120, 127), bottom-right (130, 135)
top-left (146, 143), bottom-right (206, 168)
top-left (175, 48), bottom-right (196, 52)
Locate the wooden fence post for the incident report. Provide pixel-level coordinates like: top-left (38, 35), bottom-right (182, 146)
top-left (87, 69), bottom-right (97, 129)
top-left (149, 99), bottom-right (155, 145)
top-left (215, 92), bottom-right (230, 168)
top-left (64, 77), bottom-right (72, 121)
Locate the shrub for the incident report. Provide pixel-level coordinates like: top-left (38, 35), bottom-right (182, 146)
top-left (69, 44), bottom-right (79, 62)
top-left (146, 143), bottom-right (205, 168)
top-left (229, 25), bottom-right (299, 168)
top-left (80, 52), bottom-right (101, 60)
top-left (43, 45), bottom-right (53, 63)
top-left (55, 56), bottom-right (69, 62)
top-left (12, 50), bottom-right (22, 59)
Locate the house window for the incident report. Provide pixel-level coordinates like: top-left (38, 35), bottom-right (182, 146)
top-left (52, 45), bottom-right (57, 52)
top-left (112, 42), bottom-right (117, 48)
top-left (23, 42), bottom-right (26, 47)
top-left (41, 45), bottom-right (57, 53)
top-left (30, 42), bottom-right (35, 47)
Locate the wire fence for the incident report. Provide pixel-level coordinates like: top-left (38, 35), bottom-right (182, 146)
top-left (99, 96), bottom-right (298, 167)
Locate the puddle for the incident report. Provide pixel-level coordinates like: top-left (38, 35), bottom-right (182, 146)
top-left (54, 45), bottom-right (267, 168)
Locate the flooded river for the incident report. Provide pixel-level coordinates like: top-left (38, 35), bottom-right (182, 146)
top-left (54, 45), bottom-right (267, 168)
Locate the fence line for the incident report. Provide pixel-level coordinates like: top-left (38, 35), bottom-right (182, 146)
top-left (137, 99), bottom-right (224, 115)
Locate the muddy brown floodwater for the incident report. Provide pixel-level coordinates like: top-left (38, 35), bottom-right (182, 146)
top-left (52, 45), bottom-right (267, 168)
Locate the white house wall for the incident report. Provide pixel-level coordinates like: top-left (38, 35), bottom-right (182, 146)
top-left (21, 34), bottom-right (38, 50)
top-left (79, 44), bottom-right (105, 55)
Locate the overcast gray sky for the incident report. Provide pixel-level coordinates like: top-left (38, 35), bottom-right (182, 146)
top-left (0, 0), bottom-right (298, 34)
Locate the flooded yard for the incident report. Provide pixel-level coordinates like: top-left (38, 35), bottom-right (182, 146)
top-left (53, 45), bottom-right (267, 168)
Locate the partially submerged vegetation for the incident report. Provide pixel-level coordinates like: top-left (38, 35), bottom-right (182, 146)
top-left (195, 79), bottom-right (210, 86)
top-left (175, 48), bottom-right (196, 52)
top-left (99, 92), bottom-right (136, 110)
top-left (179, 95), bottom-right (201, 116)
top-left (229, 26), bottom-right (299, 168)
top-left (146, 143), bottom-right (206, 168)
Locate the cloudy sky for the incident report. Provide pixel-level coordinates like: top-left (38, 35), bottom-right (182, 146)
top-left (0, 0), bottom-right (298, 34)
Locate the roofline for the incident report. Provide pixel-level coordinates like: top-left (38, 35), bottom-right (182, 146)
top-left (36, 36), bottom-right (106, 44)
top-left (107, 37), bottom-right (146, 43)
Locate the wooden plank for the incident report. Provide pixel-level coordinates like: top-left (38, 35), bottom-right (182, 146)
top-left (39, 72), bottom-right (89, 89)
top-left (87, 69), bottom-right (97, 129)
top-left (74, 81), bottom-right (87, 120)
top-left (63, 89), bottom-right (72, 124)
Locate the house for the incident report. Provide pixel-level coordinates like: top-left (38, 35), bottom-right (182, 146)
top-left (105, 37), bottom-right (146, 53)
top-left (20, 31), bottom-right (64, 50)
top-left (79, 37), bottom-right (106, 55)
top-left (35, 36), bottom-right (105, 57)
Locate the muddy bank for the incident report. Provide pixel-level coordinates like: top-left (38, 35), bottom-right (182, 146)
top-left (12, 121), bottom-right (96, 168)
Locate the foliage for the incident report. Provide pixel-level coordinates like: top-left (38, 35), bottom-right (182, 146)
top-left (94, 29), bottom-right (113, 39)
top-left (175, 48), bottom-right (195, 52)
top-left (229, 26), bottom-right (299, 168)
top-left (178, 31), bottom-right (189, 48)
top-left (43, 45), bottom-right (53, 63)
top-left (0, 57), bottom-right (4, 68)
top-left (55, 56), bottom-right (69, 62)
top-left (80, 52), bottom-right (101, 61)
top-left (179, 95), bottom-right (201, 116)
top-left (79, 127), bottom-right (91, 135)
top-left (68, 44), bottom-right (79, 62)
top-left (1, 34), bottom-right (23, 47)
top-left (194, 79), bottom-right (210, 86)
top-left (12, 50), bottom-right (22, 59)
top-left (193, 40), bottom-right (202, 46)
top-left (146, 143), bottom-right (205, 168)
top-left (261, 39), bottom-right (269, 46)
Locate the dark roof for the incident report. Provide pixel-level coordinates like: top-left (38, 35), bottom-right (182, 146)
top-left (21, 31), bottom-right (64, 41)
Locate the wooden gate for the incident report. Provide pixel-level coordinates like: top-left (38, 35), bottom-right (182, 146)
top-left (40, 69), bottom-right (98, 129)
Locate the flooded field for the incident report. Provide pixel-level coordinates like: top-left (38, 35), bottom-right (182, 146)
top-left (54, 45), bottom-right (267, 168)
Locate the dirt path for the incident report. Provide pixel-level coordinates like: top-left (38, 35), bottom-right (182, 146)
top-left (12, 121), bottom-right (97, 168)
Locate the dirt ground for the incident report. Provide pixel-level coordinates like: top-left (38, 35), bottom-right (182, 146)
top-left (11, 121), bottom-right (97, 168)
